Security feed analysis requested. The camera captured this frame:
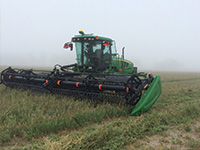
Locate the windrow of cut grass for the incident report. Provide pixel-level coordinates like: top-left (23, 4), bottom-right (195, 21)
top-left (0, 86), bottom-right (132, 144)
top-left (24, 89), bottom-right (200, 150)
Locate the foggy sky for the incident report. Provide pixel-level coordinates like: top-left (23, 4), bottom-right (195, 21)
top-left (1, 0), bottom-right (200, 72)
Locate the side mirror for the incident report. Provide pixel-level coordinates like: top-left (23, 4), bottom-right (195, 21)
top-left (63, 42), bottom-right (73, 51)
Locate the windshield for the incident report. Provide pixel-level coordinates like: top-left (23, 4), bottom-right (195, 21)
top-left (74, 40), bottom-right (113, 69)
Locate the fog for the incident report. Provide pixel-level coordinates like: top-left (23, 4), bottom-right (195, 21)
top-left (1, 0), bottom-right (200, 72)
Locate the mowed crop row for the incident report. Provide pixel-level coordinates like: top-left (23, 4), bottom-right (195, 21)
top-left (0, 71), bottom-right (200, 149)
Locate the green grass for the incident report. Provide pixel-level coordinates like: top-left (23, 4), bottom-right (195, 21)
top-left (0, 86), bottom-right (132, 144)
top-left (30, 94), bottom-right (200, 150)
top-left (0, 71), bottom-right (200, 149)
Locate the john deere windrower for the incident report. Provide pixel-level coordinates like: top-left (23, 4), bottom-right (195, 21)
top-left (0, 31), bottom-right (161, 115)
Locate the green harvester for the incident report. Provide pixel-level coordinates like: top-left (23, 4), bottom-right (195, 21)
top-left (0, 30), bottom-right (161, 115)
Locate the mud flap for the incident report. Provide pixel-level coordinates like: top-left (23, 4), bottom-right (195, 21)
top-left (130, 75), bottom-right (162, 116)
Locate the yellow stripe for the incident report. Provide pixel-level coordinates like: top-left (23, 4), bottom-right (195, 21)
top-left (144, 84), bottom-right (148, 89)
top-left (112, 59), bottom-right (131, 64)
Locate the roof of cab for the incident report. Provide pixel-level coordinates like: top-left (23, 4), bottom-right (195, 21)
top-left (73, 34), bottom-right (113, 41)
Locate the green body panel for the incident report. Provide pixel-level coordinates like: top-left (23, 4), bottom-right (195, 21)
top-left (130, 75), bottom-right (162, 116)
top-left (104, 58), bottom-right (134, 74)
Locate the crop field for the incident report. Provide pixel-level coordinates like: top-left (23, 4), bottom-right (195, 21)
top-left (0, 66), bottom-right (200, 150)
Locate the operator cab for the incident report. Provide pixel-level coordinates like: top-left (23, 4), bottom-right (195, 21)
top-left (65, 31), bottom-right (117, 72)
